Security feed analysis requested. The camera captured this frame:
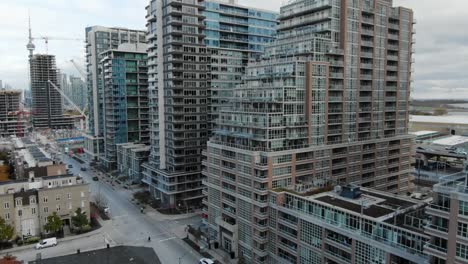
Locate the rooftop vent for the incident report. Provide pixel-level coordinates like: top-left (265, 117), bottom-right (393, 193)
top-left (340, 184), bottom-right (362, 199)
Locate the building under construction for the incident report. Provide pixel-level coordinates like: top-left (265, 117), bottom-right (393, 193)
top-left (30, 54), bottom-right (74, 129)
top-left (0, 90), bottom-right (26, 137)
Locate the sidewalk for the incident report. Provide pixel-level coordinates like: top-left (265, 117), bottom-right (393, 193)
top-left (100, 170), bottom-right (203, 221)
top-left (1, 228), bottom-right (103, 255)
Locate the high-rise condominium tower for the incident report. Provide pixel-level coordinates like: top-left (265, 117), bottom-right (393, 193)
top-left (100, 43), bottom-right (150, 170)
top-left (30, 54), bottom-right (74, 129)
top-left (143, 0), bottom-right (210, 208)
top-left (203, 0), bottom-right (415, 261)
top-left (70, 76), bottom-right (86, 110)
top-left (142, 0), bottom-right (277, 208)
top-left (84, 26), bottom-right (146, 163)
top-left (204, 0), bottom-right (277, 132)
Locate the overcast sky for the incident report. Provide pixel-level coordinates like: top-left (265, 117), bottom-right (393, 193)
top-left (0, 0), bottom-right (467, 100)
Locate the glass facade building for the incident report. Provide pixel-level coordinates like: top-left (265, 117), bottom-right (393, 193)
top-left (84, 26), bottom-right (146, 163)
top-left (143, 0), bottom-right (210, 208)
top-left (203, 0), bottom-right (277, 132)
top-left (203, 0), bottom-right (415, 262)
top-left (100, 44), bottom-right (150, 170)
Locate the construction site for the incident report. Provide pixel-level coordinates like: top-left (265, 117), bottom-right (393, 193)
top-left (29, 54), bottom-right (75, 129)
top-left (0, 89), bottom-right (27, 137)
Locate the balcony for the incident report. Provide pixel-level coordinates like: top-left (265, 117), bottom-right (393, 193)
top-left (360, 74), bottom-right (373, 80)
top-left (360, 63), bottom-right (373, 69)
top-left (361, 52), bottom-right (373, 58)
top-left (362, 29), bottom-right (374, 36)
top-left (361, 40), bottom-right (374, 48)
top-left (362, 16), bottom-right (374, 24)
top-left (426, 203), bottom-right (450, 218)
top-left (215, 216), bottom-right (237, 233)
top-left (330, 72), bottom-right (344, 79)
top-left (360, 85), bottom-right (372, 91)
top-left (387, 44), bottom-right (399, 50)
top-left (388, 23), bottom-right (400, 30)
top-left (425, 224), bottom-right (449, 238)
top-left (388, 33), bottom-right (399, 40)
top-left (424, 243), bottom-right (447, 260)
top-left (329, 96), bottom-right (343, 102)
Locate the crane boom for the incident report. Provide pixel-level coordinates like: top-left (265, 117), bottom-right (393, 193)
top-left (47, 80), bottom-right (88, 131)
top-left (70, 59), bottom-right (86, 80)
top-left (32, 36), bottom-right (84, 54)
top-left (47, 80), bottom-right (86, 117)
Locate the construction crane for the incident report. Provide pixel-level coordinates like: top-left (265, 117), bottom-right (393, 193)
top-left (33, 36), bottom-right (84, 54)
top-left (47, 80), bottom-right (88, 132)
top-left (70, 59), bottom-right (86, 80)
top-left (69, 59), bottom-right (89, 114)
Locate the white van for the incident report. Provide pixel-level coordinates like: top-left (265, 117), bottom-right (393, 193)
top-left (36, 237), bottom-right (57, 249)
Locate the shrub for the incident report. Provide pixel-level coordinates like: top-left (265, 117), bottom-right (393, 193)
top-left (24, 236), bottom-right (40, 244)
top-left (82, 225), bottom-right (92, 233)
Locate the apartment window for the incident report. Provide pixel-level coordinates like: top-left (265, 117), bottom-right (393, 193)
top-left (81, 201), bottom-right (85, 208)
top-left (460, 201), bottom-right (468, 216)
top-left (30, 196), bottom-right (36, 204)
top-left (81, 192), bottom-right (85, 198)
top-left (44, 207), bottom-right (48, 213)
top-left (68, 203), bottom-right (72, 210)
top-left (5, 213), bottom-right (10, 220)
top-left (56, 195), bottom-right (60, 201)
top-left (18, 210), bottom-right (22, 217)
top-left (68, 193), bottom-right (71, 200)
top-left (31, 208), bottom-right (36, 215)
top-left (459, 222), bottom-right (468, 238)
top-left (456, 243), bottom-right (468, 260)
top-left (56, 205), bottom-right (61, 212)
top-left (43, 196), bottom-right (48, 203)
top-left (15, 199), bottom-right (22, 206)
top-left (4, 202), bottom-right (9, 209)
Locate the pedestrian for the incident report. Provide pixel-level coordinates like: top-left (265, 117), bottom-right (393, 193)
top-left (148, 236), bottom-right (151, 242)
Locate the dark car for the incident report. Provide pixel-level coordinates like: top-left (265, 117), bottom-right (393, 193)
top-left (80, 167), bottom-right (87, 171)
top-left (92, 176), bottom-right (99, 181)
top-left (68, 164), bottom-right (73, 168)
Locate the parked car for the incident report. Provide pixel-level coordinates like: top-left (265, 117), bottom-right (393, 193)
top-left (199, 258), bottom-right (215, 264)
top-left (68, 164), bottom-right (73, 168)
top-left (35, 237), bottom-right (57, 249)
top-left (92, 176), bottom-right (99, 181)
top-left (80, 167), bottom-right (87, 171)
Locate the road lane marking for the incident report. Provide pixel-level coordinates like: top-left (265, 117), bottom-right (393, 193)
top-left (158, 237), bottom-right (176, 242)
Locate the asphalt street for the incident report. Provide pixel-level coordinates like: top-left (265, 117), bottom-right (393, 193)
top-left (11, 153), bottom-right (202, 264)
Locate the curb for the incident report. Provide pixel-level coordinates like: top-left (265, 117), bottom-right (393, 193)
top-left (0, 228), bottom-right (102, 255)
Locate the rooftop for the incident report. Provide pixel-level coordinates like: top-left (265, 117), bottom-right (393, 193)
top-left (29, 246), bottom-right (160, 264)
top-left (431, 135), bottom-right (468, 147)
top-left (277, 185), bottom-right (423, 221)
top-left (410, 115), bottom-right (468, 125)
top-left (433, 172), bottom-right (468, 195)
top-left (409, 130), bottom-right (440, 137)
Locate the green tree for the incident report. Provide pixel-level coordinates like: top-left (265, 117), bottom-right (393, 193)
top-left (44, 213), bottom-right (63, 235)
top-left (71, 208), bottom-right (89, 232)
top-left (0, 217), bottom-right (14, 243)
